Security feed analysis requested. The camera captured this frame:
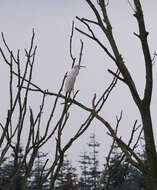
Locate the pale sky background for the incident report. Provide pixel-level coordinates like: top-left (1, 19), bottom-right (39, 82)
top-left (0, 0), bottom-right (157, 170)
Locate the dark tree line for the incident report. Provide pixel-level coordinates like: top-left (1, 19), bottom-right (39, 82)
top-left (0, 147), bottom-right (49, 190)
top-left (54, 135), bottom-right (148, 190)
top-left (0, 134), bottom-right (148, 190)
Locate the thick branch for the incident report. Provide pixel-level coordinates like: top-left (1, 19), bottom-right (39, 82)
top-left (133, 0), bottom-right (152, 106)
top-left (78, 1), bottom-right (142, 109)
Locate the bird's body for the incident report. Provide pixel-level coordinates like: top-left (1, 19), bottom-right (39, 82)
top-left (64, 65), bottom-right (85, 93)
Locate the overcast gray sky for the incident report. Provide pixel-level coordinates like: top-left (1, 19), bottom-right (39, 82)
top-left (0, 0), bottom-right (157, 168)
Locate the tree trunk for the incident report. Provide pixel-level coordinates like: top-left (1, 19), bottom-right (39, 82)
top-left (140, 107), bottom-right (157, 190)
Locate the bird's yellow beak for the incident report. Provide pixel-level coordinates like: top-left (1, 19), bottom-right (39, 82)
top-left (79, 65), bottom-right (86, 68)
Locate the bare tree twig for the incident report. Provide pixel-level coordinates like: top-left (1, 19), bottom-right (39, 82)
top-left (78, 39), bottom-right (84, 66)
top-left (70, 21), bottom-right (76, 68)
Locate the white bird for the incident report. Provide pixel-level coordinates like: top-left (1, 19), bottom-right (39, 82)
top-left (64, 65), bottom-right (85, 94)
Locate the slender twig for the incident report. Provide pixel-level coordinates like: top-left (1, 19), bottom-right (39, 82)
top-left (75, 16), bottom-right (117, 63)
top-left (70, 21), bottom-right (76, 68)
top-left (78, 39), bottom-right (84, 66)
top-left (108, 69), bottom-right (126, 83)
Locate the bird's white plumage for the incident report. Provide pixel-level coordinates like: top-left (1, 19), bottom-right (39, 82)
top-left (65, 65), bottom-right (83, 93)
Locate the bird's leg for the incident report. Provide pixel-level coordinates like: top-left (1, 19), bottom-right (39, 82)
top-left (65, 91), bottom-right (69, 98)
top-left (67, 89), bottom-right (74, 98)
top-left (65, 91), bottom-right (72, 105)
top-left (72, 89), bottom-right (75, 97)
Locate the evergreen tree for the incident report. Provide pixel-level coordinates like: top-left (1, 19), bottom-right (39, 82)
top-left (0, 146), bottom-right (27, 190)
top-left (29, 151), bottom-right (49, 190)
top-left (126, 150), bottom-right (148, 190)
top-left (0, 147), bottom-right (49, 190)
top-left (0, 156), bottom-right (12, 190)
top-left (106, 145), bottom-right (128, 190)
top-left (102, 144), bottom-right (147, 190)
top-left (55, 155), bottom-right (77, 190)
top-left (78, 151), bottom-right (91, 190)
top-left (87, 133), bottom-right (101, 189)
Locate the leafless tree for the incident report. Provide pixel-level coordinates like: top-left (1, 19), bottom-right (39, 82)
top-left (0, 24), bottom-right (118, 189)
top-left (74, 0), bottom-right (157, 189)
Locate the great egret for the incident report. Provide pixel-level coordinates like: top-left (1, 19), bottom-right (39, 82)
top-left (64, 65), bottom-right (85, 94)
